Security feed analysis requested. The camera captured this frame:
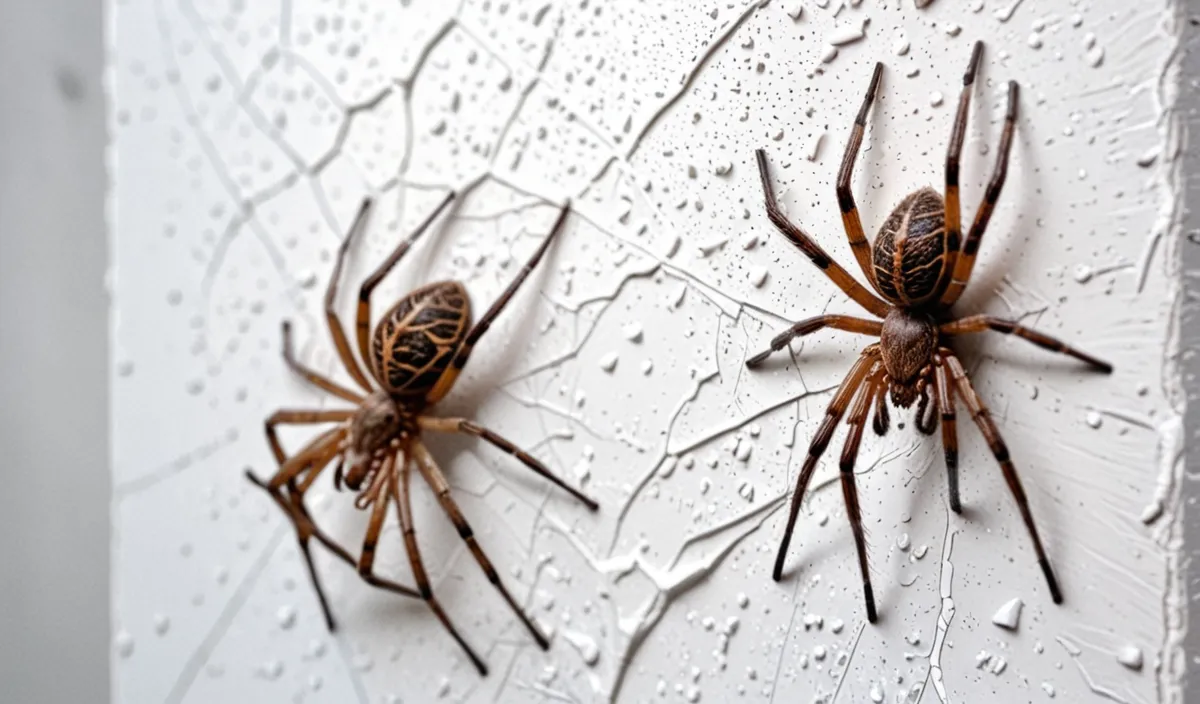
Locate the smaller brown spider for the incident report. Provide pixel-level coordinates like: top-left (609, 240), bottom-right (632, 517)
top-left (746, 42), bottom-right (1111, 623)
top-left (246, 193), bottom-right (597, 675)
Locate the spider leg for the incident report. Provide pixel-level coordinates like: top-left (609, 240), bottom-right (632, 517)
top-left (939, 315), bottom-right (1112, 373)
top-left (755, 150), bottom-right (892, 319)
top-left (391, 456), bottom-right (489, 675)
top-left (915, 377), bottom-right (939, 435)
top-left (939, 80), bottom-right (1019, 307)
top-left (942, 352), bottom-right (1063, 603)
top-left (836, 62), bottom-right (885, 290)
top-left (263, 410), bottom-right (354, 476)
top-left (934, 41), bottom-right (984, 300)
top-left (411, 441), bottom-right (551, 650)
top-left (745, 314), bottom-right (882, 368)
top-left (346, 454), bottom-right (422, 604)
top-left (933, 353), bottom-right (961, 514)
top-left (279, 321), bottom-right (363, 403)
top-left (837, 367), bottom-right (886, 623)
top-left (248, 425), bottom-right (355, 630)
top-left (355, 191), bottom-right (456, 369)
top-left (324, 198), bottom-right (378, 393)
top-left (418, 416), bottom-right (598, 510)
top-left (246, 447), bottom-right (355, 631)
top-left (872, 380), bottom-right (890, 436)
top-left (774, 347), bottom-right (880, 581)
top-left (426, 202), bottom-right (570, 404)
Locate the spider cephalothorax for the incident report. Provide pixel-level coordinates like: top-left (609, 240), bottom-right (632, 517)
top-left (337, 391), bottom-right (405, 492)
top-left (246, 194), bottom-right (597, 676)
top-left (879, 309), bottom-right (937, 407)
top-left (746, 42), bottom-right (1112, 624)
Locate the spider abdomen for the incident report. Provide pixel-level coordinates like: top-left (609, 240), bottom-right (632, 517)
top-left (370, 281), bottom-right (472, 398)
top-left (872, 187), bottom-right (949, 305)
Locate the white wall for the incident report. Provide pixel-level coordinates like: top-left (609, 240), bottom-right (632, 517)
top-left (0, 2), bottom-right (109, 702)
top-left (110, 1), bottom-right (1184, 702)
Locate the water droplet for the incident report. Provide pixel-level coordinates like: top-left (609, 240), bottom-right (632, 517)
top-left (599, 352), bottom-right (619, 372)
top-left (114, 630), bottom-right (134, 658)
top-left (153, 613), bottom-right (170, 636)
top-left (992, 597), bottom-right (1024, 630)
top-left (277, 604), bottom-right (297, 630)
top-left (562, 629), bottom-right (600, 666)
top-left (259, 659), bottom-right (284, 680)
top-left (929, 91), bottom-right (944, 108)
top-left (1117, 645), bottom-right (1144, 670)
top-left (623, 322), bottom-right (644, 342)
top-left (829, 20), bottom-right (866, 46)
top-left (1086, 410), bottom-right (1103, 429)
top-left (870, 681), bottom-right (885, 702)
top-left (748, 266), bottom-right (768, 288)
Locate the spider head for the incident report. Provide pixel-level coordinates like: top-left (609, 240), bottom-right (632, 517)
top-left (889, 381), bottom-right (920, 409)
top-left (340, 392), bottom-right (406, 490)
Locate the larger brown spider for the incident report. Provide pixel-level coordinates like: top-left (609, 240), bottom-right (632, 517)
top-left (746, 42), bottom-right (1111, 623)
top-left (246, 193), bottom-right (597, 675)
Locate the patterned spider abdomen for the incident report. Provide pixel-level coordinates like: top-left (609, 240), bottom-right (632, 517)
top-left (370, 281), bottom-right (472, 399)
top-left (872, 187), bottom-right (950, 305)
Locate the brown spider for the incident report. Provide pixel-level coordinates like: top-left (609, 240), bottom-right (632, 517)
top-left (246, 193), bottom-right (597, 675)
top-left (746, 42), bottom-right (1111, 623)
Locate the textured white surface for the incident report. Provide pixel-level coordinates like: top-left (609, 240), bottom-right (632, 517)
top-left (110, 1), bottom-right (1184, 702)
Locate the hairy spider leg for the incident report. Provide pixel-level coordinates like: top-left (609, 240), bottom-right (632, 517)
top-left (746, 314), bottom-right (882, 368)
top-left (942, 352), bottom-right (1063, 603)
top-left (933, 353), bottom-right (961, 513)
top-left (325, 198), bottom-right (378, 392)
top-left (355, 191), bottom-right (457, 377)
top-left (836, 364), bottom-right (886, 622)
top-left (939, 315), bottom-right (1112, 373)
top-left (392, 457), bottom-right (489, 675)
top-left (426, 202), bottom-right (572, 404)
top-left (939, 80), bottom-right (1019, 307)
top-left (418, 416), bottom-right (598, 510)
top-left (411, 442), bottom-right (551, 649)
top-left (755, 150), bottom-right (891, 319)
top-left (279, 320), bottom-right (363, 403)
top-left (773, 348), bottom-right (880, 581)
top-left (836, 62), bottom-right (885, 291)
top-left (933, 41), bottom-right (984, 300)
